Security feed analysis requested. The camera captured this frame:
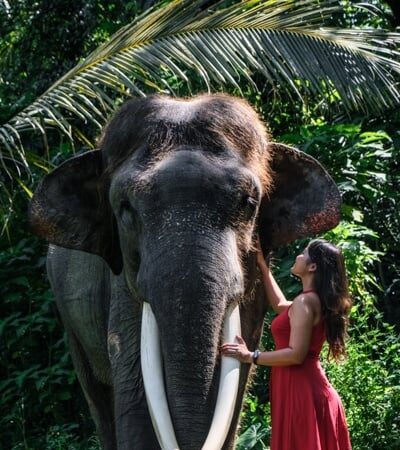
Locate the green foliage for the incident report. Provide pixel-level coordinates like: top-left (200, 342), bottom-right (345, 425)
top-left (9, 425), bottom-right (100, 450)
top-left (236, 423), bottom-right (270, 450)
top-left (1, 0), bottom-right (400, 225)
top-left (1, 1), bottom-right (399, 449)
top-left (0, 234), bottom-right (95, 450)
top-left (0, 0), bottom-right (140, 123)
top-left (323, 224), bottom-right (400, 450)
top-left (279, 116), bottom-right (400, 323)
top-left (323, 321), bottom-right (400, 450)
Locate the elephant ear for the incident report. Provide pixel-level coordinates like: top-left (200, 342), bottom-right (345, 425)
top-left (28, 150), bottom-right (123, 274)
top-left (258, 143), bottom-right (341, 250)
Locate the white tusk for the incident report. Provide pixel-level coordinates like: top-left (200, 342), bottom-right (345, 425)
top-left (141, 302), bottom-right (180, 450)
top-left (201, 304), bottom-right (241, 450)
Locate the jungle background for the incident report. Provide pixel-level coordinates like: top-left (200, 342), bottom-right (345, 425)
top-left (0, 1), bottom-right (399, 449)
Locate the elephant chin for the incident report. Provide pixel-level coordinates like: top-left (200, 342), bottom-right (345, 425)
top-left (140, 302), bottom-right (241, 450)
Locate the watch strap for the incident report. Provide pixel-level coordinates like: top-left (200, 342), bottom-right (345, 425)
top-left (252, 349), bottom-right (260, 364)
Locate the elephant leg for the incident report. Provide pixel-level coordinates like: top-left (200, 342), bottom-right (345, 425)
top-left (112, 382), bottom-right (159, 450)
top-left (109, 276), bottom-right (160, 450)
top-left (66, 330), bottom-right (116, 450)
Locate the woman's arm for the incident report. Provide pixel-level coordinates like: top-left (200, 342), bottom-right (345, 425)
top-left (221, 296), bottom-right (315, 366)
top-left (255, 297), bottom-right (314, 365)
top-left (257, 245), bottom-right (292, 314)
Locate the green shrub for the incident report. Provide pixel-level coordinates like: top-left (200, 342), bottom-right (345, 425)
top-left (0, 235), bottom-right (94, 449)
top-left (9, 424), bottom-right (100, 450)
top-left (323, 322), bottom-right (400, 450)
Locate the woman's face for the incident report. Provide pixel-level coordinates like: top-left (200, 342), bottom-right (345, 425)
top-left (291, 247), bottom-right (313, 277)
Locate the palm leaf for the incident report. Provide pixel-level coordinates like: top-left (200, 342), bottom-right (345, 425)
top-left (1, 0), bottom-right (400, 192)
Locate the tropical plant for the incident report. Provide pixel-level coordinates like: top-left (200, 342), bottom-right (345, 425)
top-left (1, 0), bottom-right (400, 234)
top-left (1, 1), bottom-right (400, 449)
top-left (0, 234), bottom-right (94, 449)
top-left (0, 0), bottom-right (145, 124)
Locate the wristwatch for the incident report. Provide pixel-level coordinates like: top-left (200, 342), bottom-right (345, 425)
top-left (252, 349), bottom-right (260, 365)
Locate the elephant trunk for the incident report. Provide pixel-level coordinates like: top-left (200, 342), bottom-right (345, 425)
top-left (137, 229), bottom-right (243, 449)
top-left (141, 302), bottom-right (241, 450)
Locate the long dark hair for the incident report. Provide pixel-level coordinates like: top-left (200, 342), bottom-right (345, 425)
top-left (307, 239), bottom-right (352, 361)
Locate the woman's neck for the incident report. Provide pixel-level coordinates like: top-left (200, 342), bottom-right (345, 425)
top-left (301, 275), bottom-right (316, 292)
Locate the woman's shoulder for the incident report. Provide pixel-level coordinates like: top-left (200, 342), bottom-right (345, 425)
top-left (293, 291), bottom-right (320, 306)
top-left (290, 292), bottom-right (321, 320)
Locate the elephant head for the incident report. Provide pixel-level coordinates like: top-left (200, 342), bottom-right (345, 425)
top-left (29, 94), bottom-right (340, 450)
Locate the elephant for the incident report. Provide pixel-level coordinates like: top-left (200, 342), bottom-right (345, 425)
top-left (28, 93), bottom-right (341, 450)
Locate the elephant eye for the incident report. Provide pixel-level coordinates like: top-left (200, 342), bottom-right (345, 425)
top-left (241, 195), bottom-right (258, 221)
top-left (119, 200), bottom-right (137, 226)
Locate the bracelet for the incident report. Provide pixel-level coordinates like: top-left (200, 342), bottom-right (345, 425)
top-left (252, 349), bottom-right (260, 365)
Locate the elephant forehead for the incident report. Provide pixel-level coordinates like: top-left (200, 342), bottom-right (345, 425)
top-left (149, 148), bottom-right (240, 182)
top-left (112, 148), bottom-right (259, 206)
top-left (153, 96), bottom-right (206, 123)
top-left (100, 94), bottom-right (273, 193)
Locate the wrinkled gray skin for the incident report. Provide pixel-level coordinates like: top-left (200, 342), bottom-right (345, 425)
top-left (29, 94), bottom-right (341, 450)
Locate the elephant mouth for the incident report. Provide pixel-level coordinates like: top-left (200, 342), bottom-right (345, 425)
top-left (140, 302), bottom-right (241, 450)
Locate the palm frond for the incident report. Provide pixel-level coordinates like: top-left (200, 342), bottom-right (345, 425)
top-left (1, 0), bottom-right (400, 183)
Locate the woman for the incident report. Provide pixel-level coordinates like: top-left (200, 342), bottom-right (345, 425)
top-left (221, 238), bottom-right (352, 450)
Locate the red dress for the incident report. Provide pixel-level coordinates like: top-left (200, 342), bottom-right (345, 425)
top-left (270, 305), bottom-right (352, 450)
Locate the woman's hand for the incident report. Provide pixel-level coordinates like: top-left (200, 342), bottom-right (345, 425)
top-left (256, 234), bottom-right (274, 270)
top-left (220, 335), bottom-right (253, 364)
